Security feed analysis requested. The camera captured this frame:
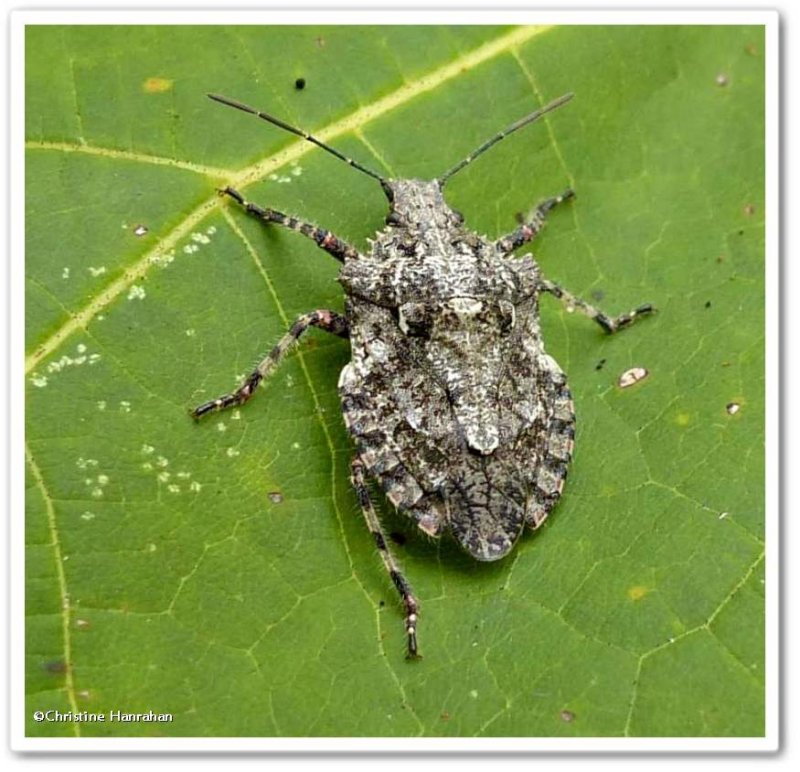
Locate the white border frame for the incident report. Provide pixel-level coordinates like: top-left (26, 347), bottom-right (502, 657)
top-left (8, 6), bottom-right (779, 754)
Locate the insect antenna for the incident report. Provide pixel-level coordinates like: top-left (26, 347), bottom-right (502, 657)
top-left (208, 93), bottom-right (386, 184)
top-left (437, 92), bottom-right (574, 187)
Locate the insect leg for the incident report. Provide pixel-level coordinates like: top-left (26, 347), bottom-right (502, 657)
top-left (350, 457), bottom-right (421, 660)
top-left (221, 186), bottom-right (360, 263)
top-left (541, 279), bottom-right (654, 333)
top-left (191, 309), bottom-right (349, 418)
top-left (494, 189), bottom-right (575, 253)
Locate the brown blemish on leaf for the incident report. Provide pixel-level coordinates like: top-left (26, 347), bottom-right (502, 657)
top-left (627, 585), bottom-right (650, 602)
top-left (143, 77), bottom-right (173, 93)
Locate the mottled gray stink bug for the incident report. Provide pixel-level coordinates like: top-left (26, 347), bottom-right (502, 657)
top-left (192, 92), bottom-right (653, 658)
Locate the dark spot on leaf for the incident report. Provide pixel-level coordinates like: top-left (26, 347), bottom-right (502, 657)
top-left (315, 36), bottom-right (325, 48)
top-left (379, 600), bottom-right (385, 607)
top-left (268, 491), bottom-right (284, 504)
top-left (595, 358), bottom-right (606, 371)
top-left (743, 203), bottom-right (755, 216)
top-left (440, 711), bottom-right (451, 721)
top-left (738, 229), bottom-right (744, 236)
top-left (590, 289), bottom-right (605, 301)
top-left (746, 43), bottom-right (758, 56)
top-left (43, 660), bottom-right (68, 674)
top-left (389, 531), bottom-right (407, 546)
top-left (705, 301), bottom-right (712, 309)
top-left (294, 77), bottom-right (306, 90)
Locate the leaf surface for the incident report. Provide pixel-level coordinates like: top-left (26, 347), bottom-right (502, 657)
top-left (25, 24), bottom-right (765, 737)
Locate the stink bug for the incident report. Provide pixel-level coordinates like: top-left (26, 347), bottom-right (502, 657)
top-left (191, 92), bottom-right (653, 657)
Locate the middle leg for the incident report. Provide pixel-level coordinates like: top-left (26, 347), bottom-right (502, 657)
top-left (191, 309), bottom-right (349, 418)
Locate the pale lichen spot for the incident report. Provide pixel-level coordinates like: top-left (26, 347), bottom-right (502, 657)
top-left (141, 462), bottom-right (153, 471)
top-left (97, 474), bottom-right (110, 486)
top-left (76, 457), bottom-right (99, 470)
top-left (147, 543), bottom-right (158, 553)
top-left (119, 401), bottom-right (132, 413)
top-left (185, 329), bottom-right (196, 337)
top-left (156, 456), bottom-right (169, 467)
top-left (143, 76), bottom-right (173, 93)
top-left (96, 400), bottom-right (107, 411)
top-left (77, 343), bottom-right (87, 354)
top-left (469, 690), bottom-right (478, 699)
top-left (167, 484), bottom-right (181, 494)
top-left (183, 243), bottom-right (200, 254)
top-left (149, 250), bottom-right (175, 268)
top-left (176, 471), bottom-right (192, 479)
top-left (62, 267), bottom-right (70, 279)
top-left (91, 487), bottom-right (103, 499)
top-left (226, 447), bottom-right (240, 457)
top-left (141, 444), bottom-right (155, 455)
top-left (191, 232), bottom-right (211, 245)
top-left (618, 366), bottom-right (649, 389)
top-left (30, 374), bottom-right (48, 388)
top-left (189, 480), bottom-right (202, 493)
top-left (88, 266), bottom-right (107, 277)
top-left (88, 353), bottom-right (101, 364)
top-left (80, 511), bottom-right (95, 521)
top-left (291, 164), bottom-right (303, 177)
top-left (291, 441), bottom-right (301, 450)
top-left (627, 585), bottom-right (650, 601)
top-left (216, 422), bottom-right (227, 433)
top-left (206, 225), bottom-right (217, 235)
top-left (158, 471), bottom-right (171, 483)
top-left (127, 285), bottom-right (146, 301)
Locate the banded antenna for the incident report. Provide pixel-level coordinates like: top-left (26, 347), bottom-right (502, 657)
top-left (208, 93), bottom-right (387, 184)
top-left (437, 92), bottom-right (574, 187)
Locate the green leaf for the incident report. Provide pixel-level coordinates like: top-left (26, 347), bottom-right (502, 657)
top-left (25, 24), bottom-right (765, 738)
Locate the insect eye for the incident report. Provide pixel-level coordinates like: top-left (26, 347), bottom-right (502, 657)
top-left (498, 301), bottom-right (516, 334)
top-left (397, 302), bottom-right (431, 338)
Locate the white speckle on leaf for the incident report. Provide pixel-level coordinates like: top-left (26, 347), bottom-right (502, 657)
top-left (97, 474), bottom-right (109, 486)
top-left (76, 458), bottom-right (98, 470)
top-left (191, 232), bottom-right (211, 245)
top-left (119, 401), bottom-right (132, 412)
top-left (470, 690), bottom-right (478, 699)
top-left (189, 481), bottom-right (202, 492)
top-left (156, 456), bottom-right (169, 468)
top-left (726, 402), bottom-right (741, 415)
top-left (176, 471), bottom-right (192, 479)
top-left (76, 343), bottom-right (87, 354)
top-left (291, 442), bottom-right (301, 450)
top-left (141, 444), bottom-right (155, 455)
top-left (719, 511), bottom-right (730, 520)
top-left (226, 447), bottom-right (240, 457)
top-left (618, 366), bottom-right (649, 388)
top-left (158, 471), bottom-right (171, 483)
top-left (30, 374), bottom-right (48, 388)
top-left (62, 267), bottom-right (70, 279)
top-left (80, 511), bottom-right (95, 521)
top-left (91, 488), bottom-right (103, 499)
top-left (206, 225), bottom-right (217, 235)
top-left (231, 409), bottom-right (241, 421)
top-left (96, 400), bottom-right (106, 410)
top-left (88, 266), bottom-right (107, 277)
top-left (185, 329), bottom-right (196, 337)
top-left (216, 422), bottom-right (227, 433)
top-left (141, 462), bottom-right (153, 471)
top-left (127, 285), bottom-right (146, 301)
top-left (183, 243), bottom-right (200, 254)
top-left (148, 543), bottom-right (157, 552)
top-left (134, 224), bottom-right (149, 237)
top-left (167, 484), bottom-right (180, 494)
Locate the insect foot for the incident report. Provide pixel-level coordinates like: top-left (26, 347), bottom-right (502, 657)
top-left (192, 91), bottom-right (654, 659)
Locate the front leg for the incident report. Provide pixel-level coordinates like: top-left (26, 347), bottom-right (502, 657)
top-left (191, 309), bottom-right (349, 418)
top-left (221, 186), bottom-right (361, 263)
top-left (495, 189), bottom-right (575, 253)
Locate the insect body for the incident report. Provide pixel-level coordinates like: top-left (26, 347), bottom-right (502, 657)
top-left (192, 92), bottom-right (653, 658)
